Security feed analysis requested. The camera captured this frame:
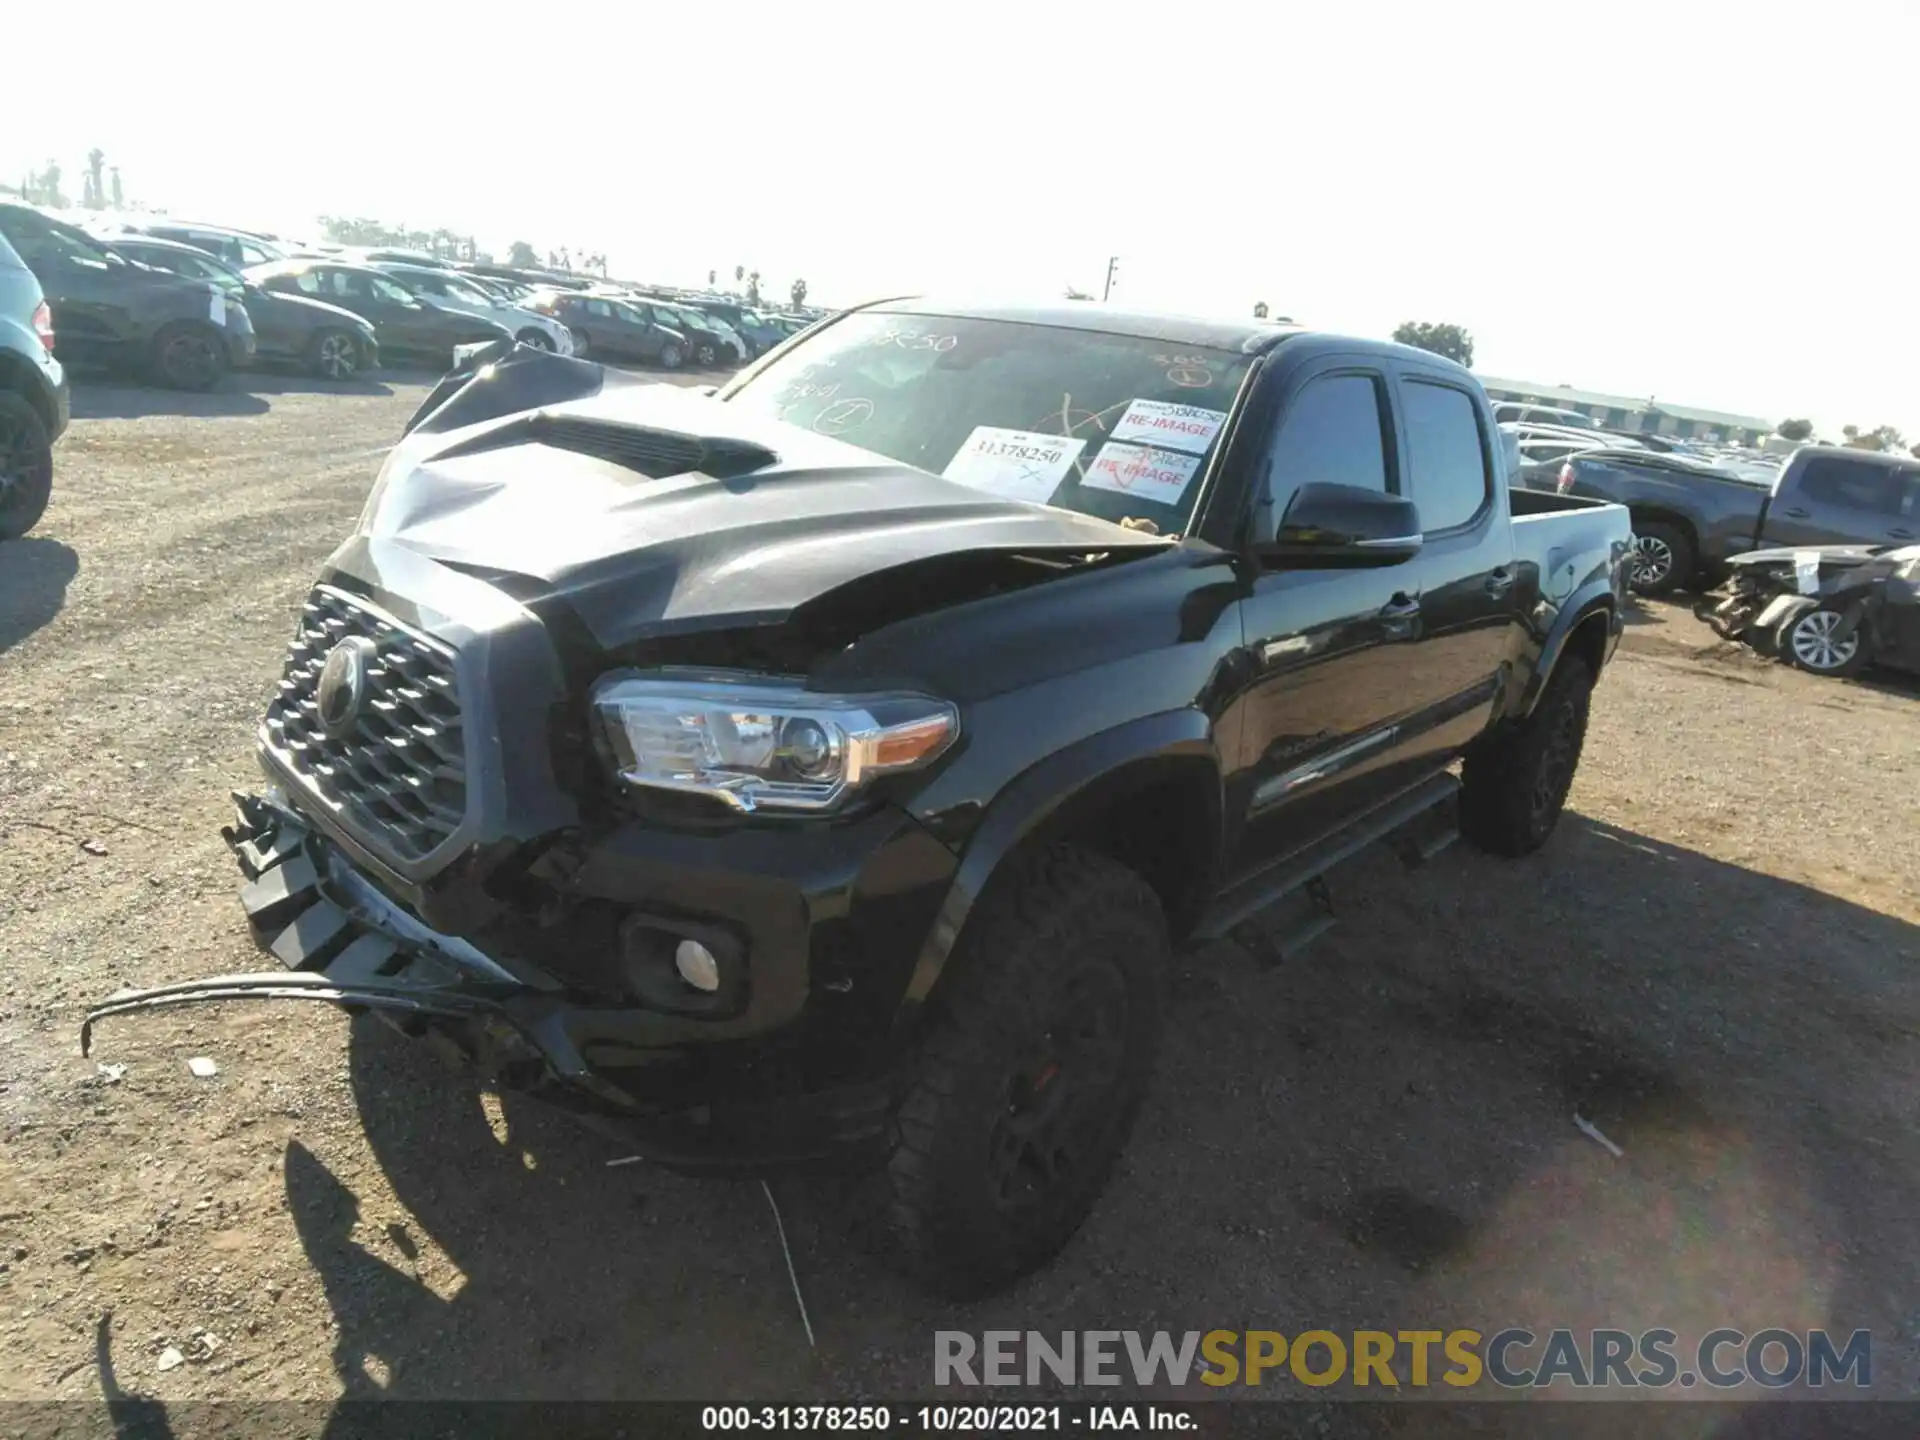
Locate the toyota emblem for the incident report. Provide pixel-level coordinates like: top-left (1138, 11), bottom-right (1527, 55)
top-left (316, 636), bottom-right (378, 739)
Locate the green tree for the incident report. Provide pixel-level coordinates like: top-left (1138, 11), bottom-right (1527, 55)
top-left (734, 264), bottom-right (745, 284)
top-left (1253, 301), bottom-right (1270, 319)
top-left (83, 149), bottom-right (106, 208)
top-left (507, 240), bottom-right (538, 267)
top-left (38, 163), bottom-right (65, 209)
top-left (1775, 418), bottom-right (1813, 442)
top-left (1392, 320), bottom-right (1474, 367)
top-left (790, 278), bottom-right (808, 309)
top-left (708, 269), bottom-right (717, 287)
top-left (109, 167), bottom-right (123, 209)
top-left (746, 270), bottom-right (762, 306)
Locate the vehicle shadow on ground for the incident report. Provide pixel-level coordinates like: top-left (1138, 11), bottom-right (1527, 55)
top-left (69, 373), bottom-right (399, 420)
top-left (0, 535), bottom-right (78, 656)
top-left (281, 814), bottom-right (1918, 1427)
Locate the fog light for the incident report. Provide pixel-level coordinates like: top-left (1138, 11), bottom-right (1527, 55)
top-left (674, 939), bottom-right (722, 993)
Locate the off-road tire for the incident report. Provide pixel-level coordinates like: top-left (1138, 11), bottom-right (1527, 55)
top-left (1627, 519), bottom-right (1693, 596)
top-left (0, 391), bottom-right (54, 540)
top-left (865, 845), bottom-right (1169, 1298)
top-left (1460, 654), bottom-right (1593, 857)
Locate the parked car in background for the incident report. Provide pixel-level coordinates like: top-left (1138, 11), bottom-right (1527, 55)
top-left (107, 237), bottom-right (380, 382)
top-left (1493, 401), bottom-right (1598, 429)
top-left (685, 299), bottom-right (785, 358)
top-left (1559, 444), bottom-right (1920, 594)
top-left (127, 222), bottom-right (286, 270)
top-left (1702, 543), bottom-right (1920, 679)
top-left (0, 202), bottom-right (252, 390)
top-left (246, 260), bottom-right (511, 370)
top-left (524, 289), bottom-right (687, 368)
top-left (0, 227), bottom-right (68, 540)
top-left (640, 299), bottom-right (742, 366)
top-left (372, 263), bottom-right (574, 353)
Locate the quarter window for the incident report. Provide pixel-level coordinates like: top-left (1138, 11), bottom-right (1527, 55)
top-left (1796, 459), bottom-right (1907, 516)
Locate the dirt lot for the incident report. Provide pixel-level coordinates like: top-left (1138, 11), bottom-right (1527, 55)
top-left (3, 374), bottom-right (1918, 1427)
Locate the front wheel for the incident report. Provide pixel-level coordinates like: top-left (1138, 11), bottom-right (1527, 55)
top-left (1460, 654), bottom-right (1593, 857)
top-left (1781, 604), bottom-right (1868, 677)
top-left (309, 329), bottom-right (361, 382)
top-left (150, 322), bottom-right (228, 391)
top-left (515, 329), bottom-right (555, 352)
top-left (0, 391), bottom-right (54, 540)
top-left (866, 845), bottom-right (1168, 1298)
top-left (693, 340), bottom-right (717, 367)
top-left (657, 341), bottom-right (684, 371)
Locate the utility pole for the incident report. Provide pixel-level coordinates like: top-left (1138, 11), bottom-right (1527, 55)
top-left (1103, 256), bottom-right (1119, 301)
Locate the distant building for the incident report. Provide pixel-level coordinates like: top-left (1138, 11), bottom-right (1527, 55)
top-left (1477, 376), bottom-right (1772, 447)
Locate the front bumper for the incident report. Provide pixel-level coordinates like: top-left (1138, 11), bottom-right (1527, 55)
top-left (82, 789), bottom-right (941, 1175)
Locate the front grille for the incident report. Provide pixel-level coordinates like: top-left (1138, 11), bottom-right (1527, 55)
top-left (263, 587), bottom-right (467, 863)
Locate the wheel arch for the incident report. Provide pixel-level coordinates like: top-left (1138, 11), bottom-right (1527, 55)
top-left (1516, 591), bottom-right (1618, 719)
top-left (897, 710), bottom-right (1223, 1024)
top-left (0, 352), bottom-right (57, 435)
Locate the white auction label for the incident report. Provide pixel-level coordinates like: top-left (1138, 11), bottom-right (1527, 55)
top-left (942, 427), bottom-right (1086, 505)
top-left (1109, 398), bottom-right (1228, 455)
top-left (1082, 442), bottom-right (1202, 507)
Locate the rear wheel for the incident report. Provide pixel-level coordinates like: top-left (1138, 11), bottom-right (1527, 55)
top-left (693, 339), bottom-right (717, 367)
top-left (150, 322), bottom-right (228, 391)
top-left (657, 341), bottom-right (684, 371)
top-left (1460, 654), bottom-right (1593, 856)
top-left (0, 392), bottom-right (54, 540)
top-left (1627, 520), bottom-right (1693, 596)
top-left (1781, 605), bottom-right (1868, 677)
top-left (309, 329), bottom-right (361, 382)
top-left (863, 845), bottom-right (1168, 1298)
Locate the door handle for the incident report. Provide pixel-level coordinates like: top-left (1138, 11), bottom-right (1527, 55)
top-left (1485, 567), bottom-right (1515, 595)
top-left (1379, 593), bottom-right (1421, 638)
top-left (1782, 507), bottom-right (1810, 518)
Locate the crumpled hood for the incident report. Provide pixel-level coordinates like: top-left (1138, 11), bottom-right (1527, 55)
top-left (353, 376), bottom-right (1168, 648)
top-left (1727, 544), bottom-right (1884, 569)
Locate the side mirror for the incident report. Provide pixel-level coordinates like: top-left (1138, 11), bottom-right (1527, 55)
top-left (1258, 482), bottom-right (1422, 568)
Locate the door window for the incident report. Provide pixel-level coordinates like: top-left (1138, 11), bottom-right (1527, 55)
top-left (1402, 380), bottom-right (1493, 531)
top-left (236, 240), bottom-right (276, 267)
top-left (0, 207), bottom-right (114, 270)
top-left (368, 275), bottom-right (417, 305)
top-left (1796, 459), bottom-right (1906, 515)
top-left (1261, 372), bottom-right (1393, 540)
top-left (586, 299), bottom-right (615, 319)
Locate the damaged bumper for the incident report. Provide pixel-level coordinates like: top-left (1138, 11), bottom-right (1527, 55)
top-left (82, 791), bottom-right (900, 1175)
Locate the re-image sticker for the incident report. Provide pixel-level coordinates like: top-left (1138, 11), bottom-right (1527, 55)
top-left (1082, 443), bottom-right (1201, 507)
top-left (1110, 399), bottom-right (1227, 455)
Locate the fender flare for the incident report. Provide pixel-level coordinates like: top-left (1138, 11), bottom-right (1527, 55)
top-left (897, 709), bottom-right (1221, 1018)
top-left (1517, 583), bottom-right (1619, 719)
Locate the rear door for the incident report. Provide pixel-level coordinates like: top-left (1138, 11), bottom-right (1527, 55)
top-left (1391, 366), bottom-right (1517, 768)
top-left (1767, 455), bottom-right (1918, 547)
top-left (1225, 360), bottom-right (1429, 877)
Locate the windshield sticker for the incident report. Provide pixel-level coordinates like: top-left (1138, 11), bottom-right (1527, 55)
top-left (942, 427), bottom-right (1087, 505)
top-left (1082, 442), bottom-right (1202, 506)
top-left (1111, 399), bottom-right (1228, 455)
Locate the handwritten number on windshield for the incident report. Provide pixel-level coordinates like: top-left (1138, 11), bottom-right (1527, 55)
top-left (869, 329), bottom-right (958, 352)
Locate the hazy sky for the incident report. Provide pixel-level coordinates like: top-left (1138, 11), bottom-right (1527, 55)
top-left (10, 2), bottom-right (1916, 438)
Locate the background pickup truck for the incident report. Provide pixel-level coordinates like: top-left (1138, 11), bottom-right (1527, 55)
top-left (87, 304), bottom-right (1632, 1299)
top-left (1557, 443), bottom-right (1920, 595)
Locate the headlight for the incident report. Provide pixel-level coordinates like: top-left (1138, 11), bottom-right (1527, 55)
top-left (590, 671), bottom-right (959, 814)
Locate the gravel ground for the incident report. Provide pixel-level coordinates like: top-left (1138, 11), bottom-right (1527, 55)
top-left (2, 375), bottom-right (1917, 1429)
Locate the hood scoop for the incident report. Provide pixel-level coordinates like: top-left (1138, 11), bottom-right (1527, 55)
top-left (529, 414), bottom-right (777, 480)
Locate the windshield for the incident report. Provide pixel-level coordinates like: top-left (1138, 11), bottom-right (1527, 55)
top-left (441, 279), bottom-right (497, 306)
top-left (721, 311), bottom-right (1252, 532)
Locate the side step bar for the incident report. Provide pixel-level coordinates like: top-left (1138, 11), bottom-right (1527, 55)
top-left (1195, 772), bottom-right (1461, 953)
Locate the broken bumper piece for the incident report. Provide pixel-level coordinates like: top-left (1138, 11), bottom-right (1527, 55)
top-left (81, 791), bottom-right (893, 1173)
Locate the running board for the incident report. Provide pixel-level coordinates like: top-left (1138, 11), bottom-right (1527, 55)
top-left (1196, 772), bottom-right (1461, 946)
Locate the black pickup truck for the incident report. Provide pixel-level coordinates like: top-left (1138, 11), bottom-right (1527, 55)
top-left (1556, 444), bottom-right (1920, 595)
top-left (88, 302), bottom-right (1631, 1296)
